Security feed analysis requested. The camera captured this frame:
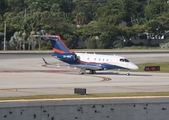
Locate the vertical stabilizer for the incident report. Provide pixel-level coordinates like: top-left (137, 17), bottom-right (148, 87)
top-left (44, 35), bottom-right (74, 54)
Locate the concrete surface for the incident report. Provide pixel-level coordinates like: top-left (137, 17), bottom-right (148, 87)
top-left (0, 52), bottom-right (169, 97)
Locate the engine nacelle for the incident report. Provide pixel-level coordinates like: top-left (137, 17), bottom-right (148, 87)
top-left (73, 54), bottom-right (78, 61)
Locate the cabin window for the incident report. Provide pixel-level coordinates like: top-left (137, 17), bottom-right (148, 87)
top-left (107, 59), bottom-right (108, 61)
top-left (99, 58), bottom-right (101, 61)
top-left (94, 58), bottom-right (96, 60)
top-left (87, 58), bottom-right (89, 60)
top-left (103, 59), bottom-right (104, 61)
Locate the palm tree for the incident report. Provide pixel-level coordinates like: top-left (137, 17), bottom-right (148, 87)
top-left (74, 12), bottom-right (87, 25)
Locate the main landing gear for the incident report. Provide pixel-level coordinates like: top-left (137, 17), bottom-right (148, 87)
top-left (89, 70), bottom-right (96, 74)
top-left (79, 68), bottom-right (86, 74)
top-left (79, 69), bottom-right (96, 74)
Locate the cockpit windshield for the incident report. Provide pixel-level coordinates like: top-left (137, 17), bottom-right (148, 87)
top-left (124, 59), bottom-right (129, 62)
top-left (120, 59), bottom-right (124, 62)
top-left (119, 58), bottom-right (130, 62)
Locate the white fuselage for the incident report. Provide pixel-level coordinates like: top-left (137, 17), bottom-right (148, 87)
top-left (75, 53), bottom-right (138, 70)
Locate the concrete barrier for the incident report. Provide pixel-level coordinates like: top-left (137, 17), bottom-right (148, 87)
top-left (74, 88), bottom-right (86, 95)
top-left (0, 97), bottom-right (169, 120)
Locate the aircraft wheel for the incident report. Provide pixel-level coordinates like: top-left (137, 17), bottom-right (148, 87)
top-left (89, 70), bottom-right (92, 74)
top-left (93, 70), bottom-right (96, 74)
top-left (79, 71), bottom-right (84, 74)
top-left (127, 73), bottom-right (130, 76)
top-left (89, 70), bottom-right (96, 74)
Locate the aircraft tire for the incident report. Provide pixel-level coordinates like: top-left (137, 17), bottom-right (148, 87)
top-left (89, 70), bottom-right (96, 74)
top-left (127, 73), bottom-right (130, 76)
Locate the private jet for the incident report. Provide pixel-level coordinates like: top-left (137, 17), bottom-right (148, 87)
top-left (42, 35), bottom-right (138, 75)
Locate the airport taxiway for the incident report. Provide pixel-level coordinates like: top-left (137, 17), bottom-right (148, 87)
top-left (0, 51), bottom-right (169, 97)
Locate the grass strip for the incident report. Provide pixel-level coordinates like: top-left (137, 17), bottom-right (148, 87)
top-left (0, 92), bottom-right (169, 100)
top-left (135, 62), bottom-right (169, 73)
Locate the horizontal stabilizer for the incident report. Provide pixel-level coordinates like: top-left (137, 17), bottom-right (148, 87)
top-left (42, 57), bottom-right (70, 67)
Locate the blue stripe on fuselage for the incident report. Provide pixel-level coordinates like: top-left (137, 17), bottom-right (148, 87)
top-left (52, 52), bottom-right (79, 64)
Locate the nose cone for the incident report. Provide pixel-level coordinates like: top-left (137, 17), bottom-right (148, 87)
top-left (129, 63), bottom-right (139, 70)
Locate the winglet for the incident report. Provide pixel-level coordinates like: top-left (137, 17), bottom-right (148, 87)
top-left (42, 58), bottom-right (51, 65)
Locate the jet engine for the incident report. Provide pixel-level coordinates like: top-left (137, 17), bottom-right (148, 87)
top-left (73, 54), bottom-right (78, 61)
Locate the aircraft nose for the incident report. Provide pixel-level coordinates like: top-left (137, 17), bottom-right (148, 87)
top-left (133, 64), bottom-right (139, 70)
top-left (129, 63), bottom-right (139, 70)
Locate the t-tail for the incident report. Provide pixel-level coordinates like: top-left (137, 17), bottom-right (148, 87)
top-left (44, 35), bottom-right (79, 64)
top-left (44, 35), bottom-right (74, 54)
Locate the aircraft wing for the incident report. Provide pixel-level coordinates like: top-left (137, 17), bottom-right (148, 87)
top-left (69, 64), bottom-right (102, 70)
top-left (42, 58), bottom-right (69, 67)
top-left (42, 58), bottom-right (102, 70)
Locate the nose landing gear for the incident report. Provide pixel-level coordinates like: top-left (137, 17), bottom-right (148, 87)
top-left (127, 73), bottom-right (130, 76)
top-left (126, 69), bottom-right (130, 76)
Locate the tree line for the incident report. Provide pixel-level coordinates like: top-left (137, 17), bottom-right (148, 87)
top-left (0, 0), bottom-right (169, 50)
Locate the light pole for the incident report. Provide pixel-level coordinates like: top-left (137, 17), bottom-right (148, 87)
top-left (3, 21), bottom-right (6, 50)
top-left (24, 2), bottom-right (38, 50)
top-left (24, 2), bottom-right (38, 23)
top-left (22, 32), bottom-right (26, 50)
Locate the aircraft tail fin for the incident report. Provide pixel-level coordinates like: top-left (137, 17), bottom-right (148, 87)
top-left (44, 35), bottom-right (74, 54)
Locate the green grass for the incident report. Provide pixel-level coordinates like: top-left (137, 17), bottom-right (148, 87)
top-left (135, 62), bottom-right (169, 73)
top-left (0, 92), bottom-right (169, 100)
